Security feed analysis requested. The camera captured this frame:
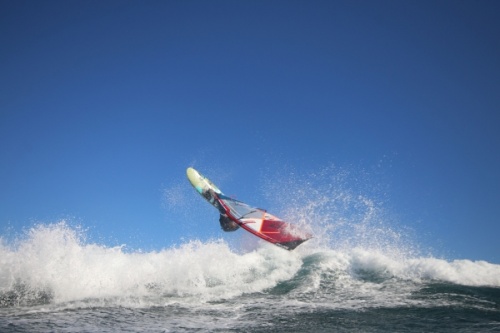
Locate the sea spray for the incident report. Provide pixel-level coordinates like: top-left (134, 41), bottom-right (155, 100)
top-left (261, 165), bottom-right (419, 258)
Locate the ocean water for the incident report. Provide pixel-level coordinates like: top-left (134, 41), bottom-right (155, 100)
top-left (2, 168), bottom-right (500, 332)
top-left (1, 222), bottom-right (499, 333)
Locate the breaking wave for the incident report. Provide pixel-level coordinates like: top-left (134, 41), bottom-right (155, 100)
top-left (1, 221), bottom-right (499, 310)
top-left (1, 166), bottom-right (499, 312)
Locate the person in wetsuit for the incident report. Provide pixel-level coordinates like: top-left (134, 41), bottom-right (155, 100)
top-left (203, 188), bottom-right (239, 232)
top-left (219, 213), bottom-right (239, 232)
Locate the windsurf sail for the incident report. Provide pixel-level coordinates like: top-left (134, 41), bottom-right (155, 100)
top-left (216, 194), bottom-right (311, 250)
top-left (186, 167), bottom-right (311, 250)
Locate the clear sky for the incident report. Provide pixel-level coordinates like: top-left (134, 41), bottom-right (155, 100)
top-left (1, 1), bottom-right (499, 262)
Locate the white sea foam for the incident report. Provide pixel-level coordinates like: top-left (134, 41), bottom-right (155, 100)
top-left (0, 222), bottom-right (302, 306)
top-left (1, 221), bottom-right (499, 311)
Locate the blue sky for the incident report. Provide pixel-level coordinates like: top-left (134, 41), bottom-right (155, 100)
top-left (1, 1), bottom-right (499, 262)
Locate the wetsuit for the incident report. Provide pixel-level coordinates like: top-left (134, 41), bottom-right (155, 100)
top-left (202, 188), bottom-right (239, 232)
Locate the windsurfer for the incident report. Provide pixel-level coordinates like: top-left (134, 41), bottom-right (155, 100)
top-left (219, 214), bottom-right (239, 232)
top-left (202, 188), bottom-right (239, 232)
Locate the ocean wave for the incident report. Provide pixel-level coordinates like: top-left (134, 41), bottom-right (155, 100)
top-left (1, 222), bottom-right (499, 310)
